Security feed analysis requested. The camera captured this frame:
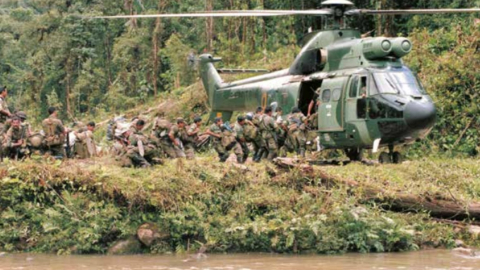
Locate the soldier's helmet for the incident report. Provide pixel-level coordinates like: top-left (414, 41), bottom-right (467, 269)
top-left (246, 112), bottom-right (254, 121)
top-left (16, 111), bottom-right (27, 120)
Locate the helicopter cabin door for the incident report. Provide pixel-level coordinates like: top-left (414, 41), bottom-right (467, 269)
top-left (317, 78), bottom-right (345, 132)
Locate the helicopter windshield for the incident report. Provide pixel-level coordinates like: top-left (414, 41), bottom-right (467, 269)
top-left (373, 70), bottom-right (426, 96)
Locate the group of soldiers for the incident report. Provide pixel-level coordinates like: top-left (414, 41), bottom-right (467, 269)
top-left (110, 104), bottom-right (318, 167)
top-left (0, 84), bottom-right (318, 166)
top-left (0, 86), bottom-right (97, 160)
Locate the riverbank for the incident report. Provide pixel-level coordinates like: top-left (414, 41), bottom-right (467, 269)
top-left (0, 157), bottom-right (479, 255)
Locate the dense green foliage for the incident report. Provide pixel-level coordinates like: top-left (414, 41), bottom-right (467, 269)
top-left (0, 1), bottom-right (477, 156)
top-left (1, 158), bottom-right (474, 254)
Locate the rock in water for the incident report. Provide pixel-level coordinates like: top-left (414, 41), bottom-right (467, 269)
top-left (108, 237), bottom-right (141, 255)
top-left (452, 247), bottom-right (477, 257)
top-left (137, 223), bottom-right (168, 247)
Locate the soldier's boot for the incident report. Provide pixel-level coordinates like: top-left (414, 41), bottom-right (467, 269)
top-left (254, 149), bottom-right (264, 162)
top-left (133, 156), bottom-right (151, 168)
top-left (219, 153), bottom-right (229, 162)
top-left (300, 148), bottom-right (306, 158)
top-left (267, 151), bottom-right (277, 161)
top-left (242, 154), bottom-right (248, 163)
top-left (236, 155), bottom-right (243, 164)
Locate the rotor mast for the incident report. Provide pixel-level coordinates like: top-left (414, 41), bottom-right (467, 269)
top-left (321, 0), bottom-right (354, 29)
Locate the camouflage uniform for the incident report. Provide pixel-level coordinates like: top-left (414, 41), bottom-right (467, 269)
top-left (287, 112), bottom-right (307, 157)
top-left (74, 128), bottom-right (96, 159)
top-left (127, 126), bottom-right (159, 167)
top-left (209, 123), bottom-right (229, 162)
top-left (168, 124), bottom-right (187, 158)
top-left (251, 113), bottom-right (265, 161)
top-left (113, 132), bottom-right (132, 167)
top-left (150, 117), bottom-right (176, 158)
top-left (259, 114), bottom-right (279, 160)
top-left (4, 124), bottom-right (29, 159)
top-left (0, 97), bottom-right (10, 135)
top-left (42, 115), bottom-right (66, 158)
top-left (234, 122), bottom-right (249, 163)
top-left (184, 122), bottom-right (200, 159)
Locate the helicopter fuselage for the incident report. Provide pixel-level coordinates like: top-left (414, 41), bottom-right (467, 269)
top-left (199, 29), bottom-right (436, 153)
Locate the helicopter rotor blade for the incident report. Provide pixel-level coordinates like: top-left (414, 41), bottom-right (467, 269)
top-left (346, 8), bottom-right (480, 16)
top-left (88, 9), bottom-right (332, 19)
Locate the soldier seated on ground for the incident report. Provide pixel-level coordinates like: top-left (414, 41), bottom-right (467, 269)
top-left (74, 121), bottom-right (97, 159)
top-left (127, 119), bottom-right (162, 168)
top-left (184, 116), bottom-right (202, 160)
top-left (3, 117), bottom-right (29, 160)
top-left (167, 118), bottom-right (187, 159)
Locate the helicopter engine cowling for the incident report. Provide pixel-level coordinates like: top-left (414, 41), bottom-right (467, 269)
top-left (362, 38), bottom-right (393, 60)
top-left (391, 38), bottom-right (412, 58)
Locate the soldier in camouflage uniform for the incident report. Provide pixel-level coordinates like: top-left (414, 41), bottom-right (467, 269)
top-left (74, 121), bottom-right (97, 159)
top-left (168, 118), bottom-right (187, 159)
top-left (150, 115), bottom-right (177, 158)
top-left (251, 106), bottom-right (265, 161)
top-left (259, 106), bottom-right (279, 161)
top-left (113, 127), bottom-right (133, 167)
top-left (3, 117), bottom-right (29, 159)
top-left (127, 120), bottom-right (162, 167)
top-left (205, 117), bottom-right (229, 162)
top-left (233, 116), bottom-right (249, 163)
top-left (0, 86), bottom-right (12, 140)
top-left (184, 116), bottom-right (202, 159)
top-left (287, 107), bottom-right (308, 157)
top-left (42, 107), bottom-right (66, 159)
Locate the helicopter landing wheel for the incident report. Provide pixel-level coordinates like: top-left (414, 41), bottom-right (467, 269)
top-left (392, 151), bottom-right (403, 164)
top-left (345, 148), bottom-right (363, 161)
top-left (378, 152), bottom-right (391, 164)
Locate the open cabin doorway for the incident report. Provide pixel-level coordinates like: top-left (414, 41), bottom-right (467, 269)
top-left (298, 80), bottom-right (323, 115)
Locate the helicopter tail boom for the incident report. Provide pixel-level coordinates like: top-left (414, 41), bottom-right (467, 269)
top-left (199, 54), bottom-right (224, 109)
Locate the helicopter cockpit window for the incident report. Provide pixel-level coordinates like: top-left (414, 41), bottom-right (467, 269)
top-left (373, 71), bottom-right (425, 96)
top-left (322, 89), bottom-right (331, 103)
top-left (349, 76), bottom-right (358, 98)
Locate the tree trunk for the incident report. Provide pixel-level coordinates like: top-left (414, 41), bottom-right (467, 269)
top-left (274, 158), bottom-right (480, 220)
top-left (205, 0), bottom-right (214, 52)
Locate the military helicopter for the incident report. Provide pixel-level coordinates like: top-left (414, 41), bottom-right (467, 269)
top-left (94, 0), bottom-right (480, 163)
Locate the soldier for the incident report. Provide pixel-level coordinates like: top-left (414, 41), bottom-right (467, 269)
top-left (287, 107), bottom-right (308, 157)
top-left (234, 115), bottom-right (249, 163)
top-left (251, 106), bottom-right (265, 161)
top-left (113, 127), bottom-right (132, 167)
top-left (150, 114), bottom-right (176, 158)
top-left (42, 107), bottom-right (66, 159)
top-left (205, 117), bottom-right (229, 162)
top-left (168, 118), bottom-right (187, 159)
top-left (74, 122), bottom-right (97, 159)
top-left (259, 106), bottom-right (279, 161)
top-left (2, 111), bottom-right (32, 136)
top-left (184, 116), bottom-right (202, 159)
top-left (3, 117), bottom-right (29, 159)
top-left (0, 86), bottom-right (12, 135)
top-left (127, 119), bottom-right (161, 167)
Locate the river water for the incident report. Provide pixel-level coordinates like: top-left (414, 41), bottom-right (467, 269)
top-left (0, 250), bottom-right (478, 270)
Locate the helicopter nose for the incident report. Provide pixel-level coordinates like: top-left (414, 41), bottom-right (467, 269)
top-left (404, 100), bottom-right (436, 130)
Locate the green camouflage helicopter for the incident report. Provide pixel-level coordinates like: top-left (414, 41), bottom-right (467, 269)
top-left (96, 0), bottom-right (480, 163)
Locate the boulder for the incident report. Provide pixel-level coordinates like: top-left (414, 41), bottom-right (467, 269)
top-left (137, 223), bottom-right (168, 247)
top-left (107, 237), bottom-right (141, 255)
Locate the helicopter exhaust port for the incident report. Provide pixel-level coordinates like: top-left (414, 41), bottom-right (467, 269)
top-left (362, 38), bottom-right (392, 60)
top-left (391, 38), bottom-right (412, 58)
